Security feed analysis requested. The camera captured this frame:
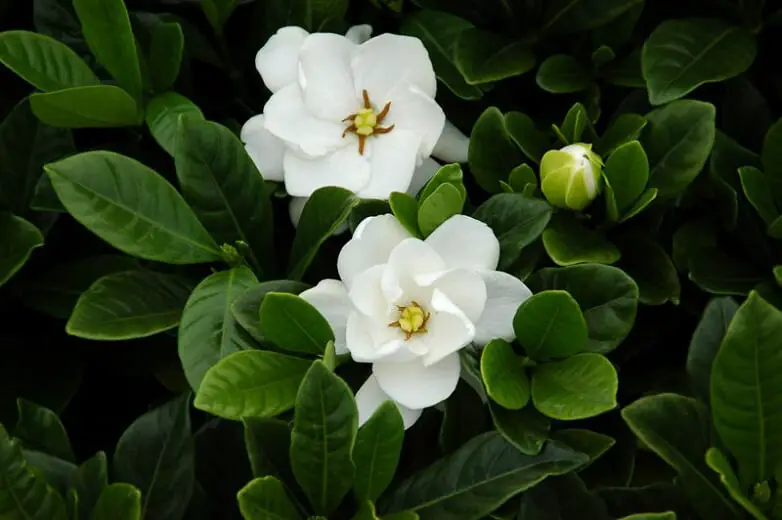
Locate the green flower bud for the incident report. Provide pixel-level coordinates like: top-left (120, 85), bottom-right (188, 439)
top-left (540, 143), bottom-right (604, 211)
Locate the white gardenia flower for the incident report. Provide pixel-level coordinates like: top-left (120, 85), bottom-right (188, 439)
top-left (299, 214), bottom-right (532, 429)
top-left (240, 25), bottom-right (470, 208)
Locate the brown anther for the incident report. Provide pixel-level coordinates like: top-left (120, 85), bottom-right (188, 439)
top-left (343, 90), bottom-right (394, 155)
top-left (373, 125), bottom-right (395, 135)
top-left (342, 123), bottom-right (357, 138)
top-left (362, 89), bottom-right (371, 109)
top-left (376, 101), bottom-right (392, 123)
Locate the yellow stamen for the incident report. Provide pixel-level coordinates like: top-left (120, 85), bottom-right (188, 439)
top-left (388, 301), bottom-right (430, 340)
top-left (342, 90), bottom-right (394, 155)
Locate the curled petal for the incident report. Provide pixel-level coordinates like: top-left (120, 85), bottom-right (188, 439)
top-left (425, 215), bottom-right (500, 271)
top-left (473, 271), bottom-right (532, 345)
top-left (240, 114), bottom-right (285, 182)
top-left (355, 375), bottom-right (422, 429)
top-left (298, 33), bottom-right (359, 120)
top-left (337, 215), bottom-right (412, 289)
top-left (255, 26), bottom-right (309, 93)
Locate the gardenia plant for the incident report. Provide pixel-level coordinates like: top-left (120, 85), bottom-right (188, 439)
top-left (300, 213), bottom-right (532, 428)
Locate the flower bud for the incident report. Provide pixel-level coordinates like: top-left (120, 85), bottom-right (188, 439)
top-left (540, 143), bottom-right (603, 211)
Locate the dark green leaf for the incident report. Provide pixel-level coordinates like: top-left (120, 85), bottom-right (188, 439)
top-left (507, 164), bottom-right (538, 195)
top-left (596, 114), bottom-right (647, 156)
top-left (31, 85), bottom-right (141, 128)
top-left (23, 449), bottom-right (76, 498)
top-left (67, 270), bottom-right (193, 340)
top-left (354, 401), bottom-right (404, 502)
top-left (113, 394), bottom-right (194, 520)
top-left (559, 103), bottom-right (593, 144)
top-left (148, 22), bottom-right (183, 92)
top-left (541, 0), bottom-right (644, 35)
top-left (455, 29), bottom-right (535, 85)
top-left (603, 141), bottom-right (649, 217)
top-left (73, 0), bottom-right (142, 100)
top-left (615, 235), bottom-right (680, 306)
top-left (418, 163), bottom-right (466, 204)
top-left (379, 432), bottom-right (587, 519)
top-left (0, 213), bottom-right (43, 287)
top-left (176, 118), bottom-right (274, 276)
top-left (290, 361), bottom-right (357, 515)
top-left (237, 476), bottom-right (302, 520)
top-left (92, 483), bottom-right (142, 520)
top-left (145, 92), bottom-right (204, 157)
top-left (619, 188), bottom-right (657, 223)
top-left (739, 166), bottom-right (780, 227)
top-left (179, 266), bottom-right (259, 391)
top-left (196, 350), bottom-right (312, 420)
top-left (686, 297), bottom-right (738, 404)
top-left (705, 447), bottom-right (768, 520)
top-left (603, 49), bottom-right (644, 88)
top-left (469, 107), bottom-right (523, 194)
top-left (489, 404), bottom-right (550, 456)
top-left (418, 183), bottom-right (464, 237)
top-left (536, 55), bottom-right (592, 94)
top-left (542, 215), bottom-right (620, 267)
top-left (14, 399), bottom-right (73, 462)
top-left (0, 30), bottom-right (97, 92)
top-left (288, 187), bottom-right (360, 280)
top-left (70, 451), bottom-right (108, 519)
top-left (259, 292), bottom-right (334, 354)
top-left (550, 429), bottom-right (615, 469)
top-left (514, 290), bottom-right (589, 359)
top-left (481, 339), bottom-right (530, 409)
top-left (622, 394), bottom-right (742, 520)
top-left (642, 18), bottom-right (757, 106)
top-left (401, 10), bottom-right (482, 100)
top-left (762, 118), bottom-right (782, 179)
top-left (518, 473), bottom-right (610, 520)
top-left (689, 247), bottom-right (764, 296)
top-left (505, 112), bottom-right (550, 165)
top-left (389, 192), bottom-right (421, 237)
top-left (232, 280), bottom-right (310, 343)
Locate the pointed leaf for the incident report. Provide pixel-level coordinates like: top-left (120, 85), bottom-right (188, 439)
top-left (354, 401), bottom-right (404, 502)
top-left (705, 447), bottom-right (768, 520)
top-left (31, 85), bottom-right (141, 128)
top-left (505, 112), bottom-right (550, 165)
top-left (237, 476), bottom-right (302, 520)
top-left (259, 292), bottom-right (335, 355)
top-left (148, 22), bottom-right (183, 92)
top-left (469, 107), bottom-right (523, 194)
top-left (455, 29), bottom-right (535, 85)
top-left (70, 451), bottom-right (108, 519)
top-left (14, 399), bottom-right (74, 462)
top-left (145, 92), bottom-right (203, 157)
top-left (232, 280), bottom-right (310, 343)
top-left (91, 483), bottom-right (142, 520)
top-left (489, 404), bottom-right (550, 456)
top-left (0, 213), bottom-right (43, 287)
top-left (686, 297), bottom-right (738, 404)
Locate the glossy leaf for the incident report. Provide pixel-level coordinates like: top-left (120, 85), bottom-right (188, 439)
top-left (0, 30), bottom-right (97, 91)
top-left (418, 183), bottom-right (464, 237)
top-left (354, 401), bottom-right (405, 502)
top-left (45, 151), bottom-right (221, 263)
top-left (290, 361), bottom-right (357, 515)
top-left (70, 451), bottom-right (108, 519)
top-left (705, 448), bottom-right (768, 520)
top-left (615, 235), bottom-right (680, 306)
top-left (389, 192), bottom-right (421, 237)
top-left (469, 107), bottom-right (523, 194)
top-left (513, 290), bottom-right (589, 359)
top-left (489, 404), bottom-right (550, 456)
top-left (739, 166), bottom-right (780, 227)
top-left (379, 432), bottom-right (587, 519)
top-left (685, 296), bottom-right (736, 402)
top-left (237, 476), bottom-right (302, 520)
top-left (596, 113), bottom-right (647, 156)
top-left (91, 483), bottom-right (142, 520)
top-left (113, 394), bottom-right (194, 520)
top-left (31, 85), bottom-right (141, 128)
top-left (145, 92), bottom-right (204, 157)
top-left (762, 118), bottom-right (782, 179)
top-left (148, 22), bottom-right (183, 92)
top-left (642, 18), bottom-right (757, 106)
top-left (536, 55), bottom-right (592, 94)
top-left (542, 215), bottom-right (620, 267)
top-left (259, 292), bottom-right (334, 354)
top-left (232, 280), bottom-right (310, 343)
top-left (455, 29), bottom-right (535, 85)
top-left (541, 0), bottom-right (644, 35)
top-left (603, 140), bottom-right (649, 217)
top-left (14, 399), bottom-right (73, 463)
top-left (196, 350), bottom-right (312, 420)
top-left (481, 339), bottom-right (530, 410)
top-left (67, 270), bottom-right (193, 340)
top-left (505, 112), bottom-right (550, 164)
top-left (179, 267), bottom-right (259, 391)
top-left (0, 213), bottom-right (43, 287)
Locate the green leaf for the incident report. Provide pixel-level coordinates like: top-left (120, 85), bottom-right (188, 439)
top-left (469, 107), bottom-right (523, 194)
top-left (615, 235), bottom-right (680, 306)
top-left (454, 29), bottom-right (535, 85)
top-left (550, 429), bottom-right (615, 468)
top-left (70, 451), bottom-right (108, 519)
top-left (14, 399), bottom-right (74, 462)
top-left (541, 0), bottom-right (644, 35)
top-left (559, 103), bottom-right (593, 144)
top-left (113, 394), bottom-right (194, 520)
top-left (418, 163), bottom-right (467, 204)
top-left (528, 264), bottom-right (638, 354)
top-left (439, 381), bottom-right (489, 454)
top-left (762, 118), bottom-right (782, 179)
top-left (603, 141), bottom-right (649, 217)
top-left (739, 166), bottom-right (780, 227)
top-left (596, 113), bottom-right (647, 156)
top-left (354, 401), bottom-right (404, 503)
top-left (24, 449), bottom-right (77, 497)
top-left (288, 187), bottom-right (360, 280)
top-left (505, 112), bottom-right (550, 165)
top-left (401, 10), bottom-right (482, 100)
top-left (200, 0), bottom-right (240, 34)
top-left (176, 118), bottom-right (274, 276)
top-left (532, 353), bottom-right (618, 420)
top-left (0, 425), bottom-right (67, 520)
top-left (619, 188), bottom-right (657, 223)
top-left (536, 55), bottom-right (592, 94)
top-left (259, 292), bottom-right (334, 355)
top-left (418, 183), bottom-right (464, 237)
top-left (513, 290), bottom-right (589, 359)
top-left (642, 18), bottom-right (757, 106)
top-left (711, 291), bottom-right (782, 484)
top-left (145, 92), bottom-right (204, 157)
top-left (66, 270), bottom-right (193, 340)
top-left (619, 514), bottom-right (677, 520)
top-left (0, 30), bottom-right (98, 91)
top-left (603, 48), bottom-right (644, 88)
top-left (621, 394), bottom-right (742, 520)
top-left (91, 483), bottom-right (142, 520)
top-left (508, 164), bottom-right (538, 195)
top-left (389, 193), bottom-right (420, 237)
top-left (148, 22), bottom-right (183, 92)
top-left (73, 0), bottom-right (142, 100)
top-left (179, 266), bottom-right (258, 391)
top-left (489, 404), bottom-right (550, 456)
top-left (243, 418), bottom-right (295, 481)
top-left (472, 193), bottom-right (552, 269)
top-left (686, 297), bottom-right (738, 404)
top-left (379, 432), bottom-right (587, 519)
top-left (196, 350), bottom-right (312, 420)
top-left (290, 361), bottom-right (357, 515)
top-left (705, 447), bottom-right (769, 520)
top-left (46, 151), bottom-right (221, 263)
top-left (0, 213), bottom-right (43, 287)
top-left (689, 247), bottom-right (764, 296)
top-left (232, 280), bottom-right (310, 343)
top-left (31, 85), bottom-right (141, 128)
top-left (542, 215), bottom-right (620, 267)
top-left (481, 339), bottom-right (530, 410)
top-left (237, 476), bottom-right (302, 520)
top-left (642, 100), bottom-right (716, 197)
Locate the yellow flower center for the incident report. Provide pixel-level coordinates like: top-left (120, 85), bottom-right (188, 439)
top-left (342, 90), bottom-right (395, 155)
top-left (389, 301), bottom-right (430, 340)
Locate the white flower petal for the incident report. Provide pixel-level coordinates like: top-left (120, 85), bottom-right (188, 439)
top-left (432, 120), bottom-right (470, 164)
top-left (356, 375), bottom-right (422, 429)
top-left (346, 310), bottom-right (406, 362)
top-left (473, 271), bottom-right (532, 345)
top-left (408, 157), bottom-right (440, 197)
top-left (351, 34), bottom-right (437, 102)
top-left (337, 214), bottom-right (412, 289)
top-left (283, 146), bottom-right (371, 197)
top-left (255, 26), bottom-right (309, 93)
top-left (299, 279), bottom-right (353, 354)
top-left (298, 33), bottom-right (360, 121)
top-left (423, 269), bottom-right (487, 323)
top-left (373, 352), bottom-right (460, 409)
top-left (240, 114), bottom-right (285, 182)
top-left (264, 84), bottom-right (346, 157)
top-left (345, 24), bottom-right (373, 45)
top-left (385, 84), bottom-right (445, 159)
top-left (348, 264), bottom-right (389, 319)
top-left (385, 238), bottom-right (446, 289)
top-left (356, 129), bottom-right (421, 199)
top-left (425, 215), bottom-right (500, 271)
top-left (420, 289), bottom-right (476, 366)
